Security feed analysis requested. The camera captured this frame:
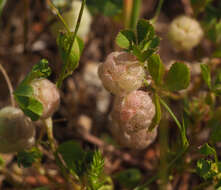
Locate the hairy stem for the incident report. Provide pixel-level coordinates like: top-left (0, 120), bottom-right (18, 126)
top-left (0, 63), bottom-right (15, 107)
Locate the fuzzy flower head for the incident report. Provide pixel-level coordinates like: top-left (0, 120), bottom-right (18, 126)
top-left (110, 119), bottom-right (157, 149)
top-left (98, 52), bottom-right (145, 95)
top-left (0, 107), bottom-right (35, 153)
top-left (31, 78), bottom-right (60, 119)
top-left (168, 15), bottom-right (203, 51)
top-left (111, 90), bottom-right (156, 133)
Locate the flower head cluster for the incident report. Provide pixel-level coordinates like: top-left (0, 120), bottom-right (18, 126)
top-left (98, 52), bottom-right (157, 149)
top-left (0, 107), bottom-right (35, 153)
top-left (168, 15), bottom-right (203, 51)
top-left (98, 51), bottom-right (145, 95)
top-left (31, 78), bottom-right (60, 119)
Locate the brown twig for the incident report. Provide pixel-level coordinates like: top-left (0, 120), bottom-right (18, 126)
top-left (0, 63), bottom-right (15, 107)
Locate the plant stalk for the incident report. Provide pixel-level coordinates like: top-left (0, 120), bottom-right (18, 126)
top-left (47, 0), bottom-right (70, 33)
top-left (0, 63), bottom-right (15, 107)
top-left (123, 0), bottom-right (133, 28)
top-left (43, 118), bottom-right (81, 189)
top-left (56, 0), bottom-right (86, 88)
top-left (151, 0), bottom-right (164, 23)
top-left (129, 0), bottom-right (141, 30)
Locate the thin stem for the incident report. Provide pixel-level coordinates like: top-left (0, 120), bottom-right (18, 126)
top-left (56, 0), bottom-right (86, 88)
top-left (23, 0), bottom-right (29, 53)
top-left (43, 118), bottom-right (81, 189)
top-left (151, 0), bottom-right (164, 23)
top-left (47, 0), bottom-right (70, 33)
top-left (123, 0), bottom-right (133, 28)
top-left (129, 0), bottom-right (141, 30)
top-left (159, 97), bottom-right (189, 147)
top-left (159, 98), bottom-right (182, 132)
top-left (0, 63), bottom-right (15, 107)
top-left (137, 146), bottom-right (188, 188)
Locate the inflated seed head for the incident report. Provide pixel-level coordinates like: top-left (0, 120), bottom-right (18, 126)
top-left (98, 51), bottom-right (145, 95)
top-left (0, 106), bottom-right (35, 153)
top-left (111, 90), bottom-right (156, 133)
top-left (168, 15), bottom-right (203, 51)
top-left (31, 78), bottom-right (60, 119)
top-left (50, 0), bottom-right (92, 39)
top-left (110, 119), bottom-right (157, 150)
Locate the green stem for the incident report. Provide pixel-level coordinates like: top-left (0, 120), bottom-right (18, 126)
top-left (47, 0), bottom-right (70, 33)
top-left (159, 98), bottom-right (189, 147)
top-left (43, 118), bottom-right (80, 189)
top-left (137, 146), bottom-right (188, 188)
top-left (56, 0), bottom-right (86, 88)
top-left (129, 0), bottom-right (141, 30)
top-left (151, 0), bottom-right (164, 23)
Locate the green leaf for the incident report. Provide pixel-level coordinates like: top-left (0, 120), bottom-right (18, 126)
top-left (33, 187), bottom-right (49, 190)
top-left (76, 36), bottom-right (84, 55)
top-left (0, 156), bottom-right (4, 167)
top-left (58, 141), bottom-right (86, 176)
top-left (199, 143), bottom-right (216, 157)
top-left (87, 151), bottom-right (105, 190)
top-left (149, 37), bottom-right (160, 49)
top-left (87, 0), bottom-right (123, 16)
top-left (0, 0), bottom-right (6, 16)
top-left (137, 19), bottom-right (153, 44)
top-left (209, 120), bottom-right (221, 143)
top-left (200, 64), bottom-right (212, 89)
top-left (14, 59), bottom-right (51, 121)
top-left (165, 62), bottom-right (190, 91)
top-left (14, 87), bottom-right (43, 121)
top-left (17, 148), bottom-right (42, 168)
top-left (213, 47), bottom-right (221, 58)
top-left (57, 32), bottom-right (82, 72)
top-left (115, 168), bottom-right (142, 188)
top-left (115, 29), bottom-right (136, 49)
top-left (196, 159), bottom-right (217, 180)
top-left (149, 93), bottom-right (161, 131)
top-left (191, 0), bottom-right (213, 15)
top-left (148, 54), bottom-right (165, 85)
top-left (134, 187), bottom-right (149, 190)
top-left (214, 84), bottom-right (221, 95)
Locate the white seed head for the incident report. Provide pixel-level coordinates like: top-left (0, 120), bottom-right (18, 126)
top-left (0, 107), bottom-right (35, 153)
top-left (168, 15), bottom-right (203, 51)
top-left (31, 78), bottom-right (60, 119)
top-left (51, 0), bottom-right (92, 40)
top-left (111, 90), bottom-right (156, 133)
top-left (110, 119), bottom-right (157, 150)
top-left (98, 52), bottom-right (145, 95)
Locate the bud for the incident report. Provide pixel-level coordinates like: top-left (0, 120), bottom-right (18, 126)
top-left (168, 15), bottom-right (203, 51)
top-left (111, 90), bottom-right (156, 133)
top-left (0, 107), bottom-right (35, 153)
top-left (31, 78), bottom-right (60, 119)
top-left (98, 52), bottom-right (145, 95)
top-left (50, 0), bottom-right (92, 40)
top-left (110, 119), bottom-right (157, 149)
